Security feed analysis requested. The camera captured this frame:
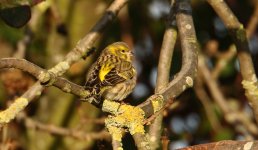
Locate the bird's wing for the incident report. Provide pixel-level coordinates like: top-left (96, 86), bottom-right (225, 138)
top-left (99, 60), bottom-right (136, 87)
top-left (117, 61), bottom-right (136, 80)
top-left (84, 62), bottom-right (101, 88)
top-left (99, 62), bottom-right (127, 87)
top-left (84, 61), bottom-right (123, 88)
top-left (85, 61), bottom-right (135, 90)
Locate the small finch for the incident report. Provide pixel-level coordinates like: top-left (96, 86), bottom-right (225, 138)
top-left (84, 42), bottom-right (136, 107)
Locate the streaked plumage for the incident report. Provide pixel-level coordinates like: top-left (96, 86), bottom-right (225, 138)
top-left (84, 42), bottom-right (136, 107)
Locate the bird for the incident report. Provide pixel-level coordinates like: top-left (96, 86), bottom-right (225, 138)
top-left (84, 42), bottom-right (137, 107)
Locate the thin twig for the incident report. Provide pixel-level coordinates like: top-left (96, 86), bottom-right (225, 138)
top-left (199, 55), bottom-right (258, 137)
top-left (211, 45), bottom-right (236, 79)
top-left (13, 28), bottom-right (32, 59)
top-left (17, 113), bottom-right (110, 141)
top-left (246, 2), bottom-right (258, 38)
top-left (194, 75), bottom-right (222, 131)
top-left (161, 129), bottom-right (169, 150)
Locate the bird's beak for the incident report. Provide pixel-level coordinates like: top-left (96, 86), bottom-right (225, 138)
top-left (128, 51), bottom-right (134, 61)
top-left (129, 51), bottom-right (134, 57)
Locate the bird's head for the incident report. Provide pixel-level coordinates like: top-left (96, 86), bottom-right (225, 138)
top-left (105, 42), bottom-right (134, 62)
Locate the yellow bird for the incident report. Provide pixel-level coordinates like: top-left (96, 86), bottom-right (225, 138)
top-left (84, 42), bottom-right (137, 107)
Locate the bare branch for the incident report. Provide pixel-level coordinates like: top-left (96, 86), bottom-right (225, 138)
top-left (138, 0), bottom-right (198, 119)
top-left (0, 58), bottom-right (89, 99)
top-left (18, 113), bottom-right (110, 141)
top-left (179, 140), bottom-right (258, 150)
top-left (246, 2), bottom-right (258, 38)
top-left (199, 55), bottom-right (258, 137)
top-left (159, 0), bottom-right (198, 101)
top-left (148, 0), bottom-right (177, 148)
top-left (206, 0), bottom-right (258, 124)
top-left (194, 75), bottom-right (222, 131)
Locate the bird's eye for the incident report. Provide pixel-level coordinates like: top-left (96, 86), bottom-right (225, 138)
top-left (121, 50), bottom-right (125, 53)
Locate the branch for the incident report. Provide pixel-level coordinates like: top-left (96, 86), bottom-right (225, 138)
top-left (194, 75), bottom-right (222, 131)
top-left (0, 58), bottom-right (89, 99)
top-left (211, 2), bottom-right (258, 79)
top-left (132, 133), bottom-right (151, 150)
top-left (159, 0), bottom-right (198, 101)
top-left (144, 98), bottom-right (174, 125)
top-left (179, 140), bottom-right (258, 150)
top-left (138, 0), bottom-right (198, 119)
top-left (112, 138), bottom-right (123, 150)
top-left (199, 55), bottom-right (258, 137)
top-left (246, 2), bottom-right (258, 38)
top-left (124, 0), bottom-right (198, 148)
top-left (148, 0), bottom-right (177, 148)
top-left (18, 113), bottom-right (110, 141)
top-left (103, 100), bottom-right (150, 149)
top-left (206, 0), bottom-right (258, 124)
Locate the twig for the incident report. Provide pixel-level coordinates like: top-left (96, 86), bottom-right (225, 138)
top-left (194, 75), bottom-right (222, 131)
top-left (246, 2), bottom-right (258, 38)
top-left (161, 129), bottom-right (169, 150)
top-left (17, 113), bottom-right (110, 141)
top-left (211, 45), bottom-right (236, 79)
top-left (199, 55), bottom-right (258, 137)
top-left (13, 28), bottom-right (32, 59)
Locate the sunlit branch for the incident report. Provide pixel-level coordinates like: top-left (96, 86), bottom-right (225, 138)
top-left (179, 140), bottom-right (258, 150)
top-left (138, 0), bottom-right (198, 118)
top-left (148, 0), bottom-right (177, 148)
